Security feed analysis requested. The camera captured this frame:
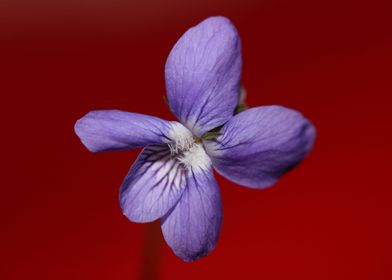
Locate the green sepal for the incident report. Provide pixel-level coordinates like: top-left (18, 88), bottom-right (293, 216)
top-left (163, 95), bottom-right (171, 111)
top-left (202, 131), bottom-right (222, 140)
top-left (234, 103), bottom-right (248, 115)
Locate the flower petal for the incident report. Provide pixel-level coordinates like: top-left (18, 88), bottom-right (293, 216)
top-left (120, 144), bottom-right (187, 223)
top-left (161, 168), bottom-right (222, 262)
top-left (75, 110), bottom-right (174, 153)
top-left (204, 106), bottom-right (316, 189)
top-left (165, 16), bottom-right (242, 137)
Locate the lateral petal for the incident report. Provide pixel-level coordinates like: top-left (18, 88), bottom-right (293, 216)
top-left (75, 110), bottom-right (174, 152)
top-left (204, 106), bottom-right (316, 189)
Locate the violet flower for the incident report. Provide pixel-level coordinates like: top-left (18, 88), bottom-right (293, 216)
top-left (75, 16), bottom-right (316, 262)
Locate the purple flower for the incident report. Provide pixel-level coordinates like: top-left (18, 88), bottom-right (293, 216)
top-left (74, 16), bottom-right (316, 262)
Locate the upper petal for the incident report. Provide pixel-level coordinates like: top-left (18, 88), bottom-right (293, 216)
top-left (74, 110), bottom-right (174, 152)
top-left (165, 16), bottom-right (242, 137)
top-left (204, 106), bottom-right (316, 189)
top-left (120, 144), bottom-right (187, 223)
top-left (161, 168), bottom-right (222, 262)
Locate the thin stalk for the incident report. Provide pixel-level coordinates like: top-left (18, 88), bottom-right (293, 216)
top-left (140, 221), bottom-right (161, 280)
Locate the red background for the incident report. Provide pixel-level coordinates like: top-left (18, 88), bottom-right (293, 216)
top-left (2, 0), bottom-right (392, 279)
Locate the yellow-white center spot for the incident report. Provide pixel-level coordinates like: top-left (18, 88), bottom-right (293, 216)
top-left (168, 122), bottom-right (211, 171)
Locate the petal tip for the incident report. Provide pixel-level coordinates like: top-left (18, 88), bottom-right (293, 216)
top-left (198, 15), bottom-right (239, 41)
top-left (180, 248), bottom-right (214, 262)
top-left (74, 113), bottom-right (99, 153)
top-left (305, 121), bottom-right (317, 152)
top-left (161, 223), bottom-right (219, 262)
top-left (201, 15), bottom-right (233, 26)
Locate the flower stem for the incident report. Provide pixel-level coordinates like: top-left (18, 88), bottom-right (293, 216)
top-left (140, 221), bottom-right (161, 280)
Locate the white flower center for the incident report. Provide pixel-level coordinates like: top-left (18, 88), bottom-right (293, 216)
top-left (168, 123), bottom-right (211, 171)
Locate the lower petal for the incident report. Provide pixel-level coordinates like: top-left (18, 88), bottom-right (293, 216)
top-left (120, 144), bottom-right (187, 223)
top-left (161, 168), bottom-right (222, 262)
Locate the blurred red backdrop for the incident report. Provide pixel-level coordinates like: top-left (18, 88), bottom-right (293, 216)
top-left (1, 0), bottom-right (391, 279)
